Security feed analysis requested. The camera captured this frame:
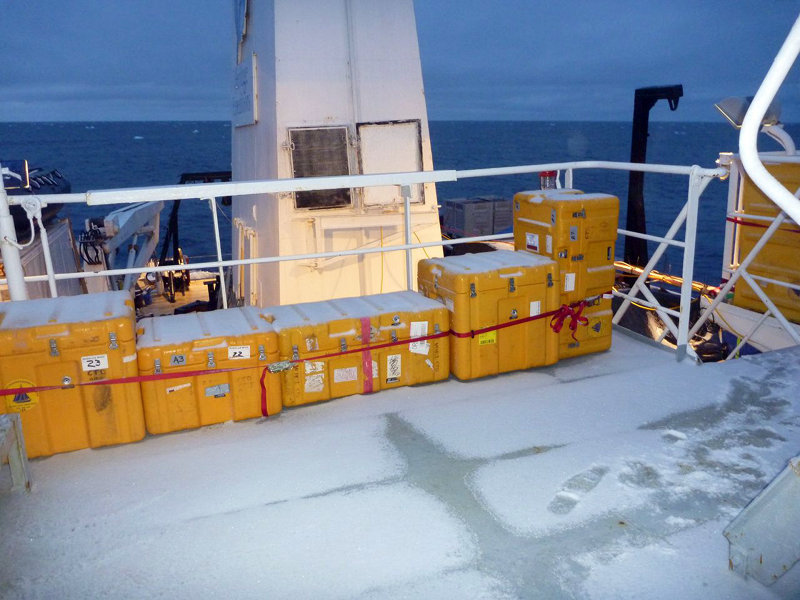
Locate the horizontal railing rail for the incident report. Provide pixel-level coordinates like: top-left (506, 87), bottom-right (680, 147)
top-left (2, 159), bottom-right (728, 360)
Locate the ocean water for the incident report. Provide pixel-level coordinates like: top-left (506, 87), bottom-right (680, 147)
top-left (2, 120), bottom-right (795, 283)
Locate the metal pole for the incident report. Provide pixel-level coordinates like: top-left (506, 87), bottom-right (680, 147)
top-left (402, 185), bottom-right (413, 291)
top-left (674, 166), bottom-right (702, 360)
top-left (35, 214), bottom-right (59, 298)
top-left (208, 197), bottom-right (228, 309)
top-left (0, 164), bottom-right (28, 301)
top-left (121, 234), bottom-right (139, 292)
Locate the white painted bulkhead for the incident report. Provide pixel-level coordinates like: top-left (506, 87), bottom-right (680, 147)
top-left (231, 0), bottom-right (442, 307)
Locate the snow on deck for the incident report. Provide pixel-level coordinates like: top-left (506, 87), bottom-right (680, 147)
top-left (2, 332), bottom-right (799, 599)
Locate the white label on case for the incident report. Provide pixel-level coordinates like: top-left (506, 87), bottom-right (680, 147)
top-left (526, 232), bottom-right (540, 252)
top-left (228, 345), bottom-right (250, 360)
top-left (205, 383), bottom-right (230, 397)
top-left (334, 367), bottom-right (358, 383)
top-left (386, 354), bottom-right (401, 383)
top-left (81, 354), bottom-right (108, 372)
top-left (409, 321), bottom-right (429, 355)
top-left (545, 234), bottom-right (553, 255)
top-left (564, 272), bottom-right (576, 292)
top-left (530, 301), bottom-right (541, 316)
top-left (166, 383), bottom-right (191, 394)
top-left (169, 354), bottom-right (187, 367)
top-left (305, 373), bottom-right (324, 393)
top-left (304, 361), bottom-right (325, 393)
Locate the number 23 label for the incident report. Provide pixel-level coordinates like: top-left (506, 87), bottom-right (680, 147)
top-left (81, 354), bottom-right (109, 371)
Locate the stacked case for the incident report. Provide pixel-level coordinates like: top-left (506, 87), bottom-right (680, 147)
top-left (136, 307), bottom-right (281, 434)
top-left (729, 161), bottom-right (800, 322)
top-left (0, 291), bottom-right (145, 458)
top-left (263, 291), bottom-right (449, 406)
top-left (418, 250), bottom-right (560, 380)
top-left (513, 189), bottom-right (619, 358)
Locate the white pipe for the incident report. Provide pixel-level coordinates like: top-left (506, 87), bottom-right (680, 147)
top-left (402, 185), bottom-right (413, 291)
top-left (740, 14), bottom-right (800, 227)
top-left (0, 232), bottom-right (512, 285)
top-left (35, 214), bottom-right (59, 298)
top-left (675, 166), bottom-right (703, 360)
top-left (0, 165), bottom-right (28, 301)
top-left (208, 198), bottom-right (228, 309)
top-left (617, 229), bottom-right (687, 247)
top-left (121, 234), bottom-right (139, 291)
top-left (739, 271), bottom-right (800, 345)
top-left (15, 161), bottom-right (725, 207)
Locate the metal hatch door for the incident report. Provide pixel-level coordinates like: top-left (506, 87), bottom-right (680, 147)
top-left (358, 120), bottom-right (423, 206)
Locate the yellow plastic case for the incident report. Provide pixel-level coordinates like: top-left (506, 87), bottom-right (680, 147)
top-left (264, 291), bottom-right (450, 407)
top-left (0, 291), bottom-right (144, 458)
top-left (513, 189), bottom-right (618, 358)
top-left (418, 250), bottom-right (560, 380)
top-left (513, 189), bottom-right (618, 303)
top-left (136, 307), bottom-right (282, 435)
top-left (730, 161), bottom-right (800, 322)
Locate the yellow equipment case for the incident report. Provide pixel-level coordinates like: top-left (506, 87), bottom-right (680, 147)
top-left (263, 291), bottom-right (449, 407)
top-left (513, 189), bottom-right (619, 358)
top-left (728, 160), bottom-right (800, 322)
top-left (136, 307), bottom-right (282, 434)
top-left (417, 250), bottom-right (560, 380)
top-left (0, 291), bottom-right (144, 458)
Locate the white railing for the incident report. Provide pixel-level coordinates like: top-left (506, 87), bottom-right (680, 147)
top-left (1, 160), bottom-right (727, 361)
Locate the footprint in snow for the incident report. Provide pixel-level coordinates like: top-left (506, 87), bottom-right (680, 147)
top-left (547, 466), bottom-right (609, 515)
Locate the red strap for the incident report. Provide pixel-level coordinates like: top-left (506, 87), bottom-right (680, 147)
top-left (259, 365), bottom-right (270, 417)
top-left (361, 317), bottom-right (374, 394)
top-left (550, 301), bottom-right (589, 341)
top-left (1, 296), bottom-right (603, 400)
top-left (450, 296), bottom-right (600, 340)
top-left (726, 216), bottom-right (800, 234)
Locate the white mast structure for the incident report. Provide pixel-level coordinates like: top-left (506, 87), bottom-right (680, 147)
top-left (231, 0), bottom-right (443, 307)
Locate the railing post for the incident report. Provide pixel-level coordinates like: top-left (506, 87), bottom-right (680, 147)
top-left (0, 164), bottom-right (29, 301)
top-left (675, 166), bottom-right (702, 360)
top-left (208, 197), bottom-right (228, 309)
top-left (402, 185), bottom-right (413, 291)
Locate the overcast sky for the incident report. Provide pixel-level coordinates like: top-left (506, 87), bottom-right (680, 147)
top-left (1, 1), bottom-right (799, 122)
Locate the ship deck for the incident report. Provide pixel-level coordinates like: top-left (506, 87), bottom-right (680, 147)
top-left (2, 331), bottom-right (799, 599)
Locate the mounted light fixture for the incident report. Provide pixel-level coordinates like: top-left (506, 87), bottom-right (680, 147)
top-left (715, 96), bottom-right (795, 154)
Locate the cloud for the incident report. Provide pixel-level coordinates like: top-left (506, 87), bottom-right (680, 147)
top-left (0, 0), bottom-right (798, 121)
